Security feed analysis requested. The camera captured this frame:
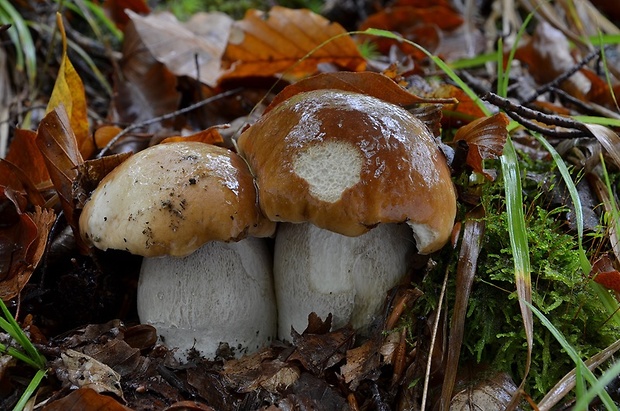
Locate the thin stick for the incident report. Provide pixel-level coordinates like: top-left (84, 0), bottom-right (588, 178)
top-left (97, 88), bottom-right (242, 158)
top-left (421, 266), bottom-right (450, 410)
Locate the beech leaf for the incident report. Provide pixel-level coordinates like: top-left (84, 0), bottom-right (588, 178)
top-left (221, 7), bottom-right (366, 81)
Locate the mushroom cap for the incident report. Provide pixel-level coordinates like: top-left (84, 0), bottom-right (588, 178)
top-left (79, 142), bottom-right (275, 257)
top-left (238, 89), bottom-right (456, 254)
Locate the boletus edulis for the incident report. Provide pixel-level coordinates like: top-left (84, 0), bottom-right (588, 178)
top-left (238, 89), bottom-right (457, 340)
top-left (79, 141), bottom-right (277, 360)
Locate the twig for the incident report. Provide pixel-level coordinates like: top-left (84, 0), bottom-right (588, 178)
top-left (483, 92), bottom-right (591, 138)
top-left (97, 88), bottom-right (243, 158)
top-left (523, 45), bottom-right (610, 104)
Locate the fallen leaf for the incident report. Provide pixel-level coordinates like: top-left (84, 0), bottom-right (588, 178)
top-left (111, 18), bottom-right (180, 133)
top-left (42, 387), bottom-right (131, 411)
top-left (265, 71), bottom-right (457, 114)
top-left (449, 371), bottom-right (519, 410)
top-left (0, 159), bottom-right (46, 207)
top-left (160, 125), bottom-right (227, 145)
top-left (59, 349), bottom-right (124, 398)
top-left (591, 255), bottom-right (620, 293)
top-left (36, 106), bottom-right (86, 252)
top-left (221, 7), bottom-right (366, 82)
top-left (453, 113), bottom-right (509, 179)
top-left (5, 129), bottom-right (51, 189)
top-left (341, 337), bottom-right (382, 390)
top-left (46, 14), bottom-right (91, 159)
top-left (126, 10), bottom-right (232, 87)
top-left (429, 84), bottom-right (487, 123)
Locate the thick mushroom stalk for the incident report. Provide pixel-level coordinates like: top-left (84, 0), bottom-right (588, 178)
top-left (79, 142), bottom-right (277, 360)
top-left (238, 89), bottom-right (456, 339)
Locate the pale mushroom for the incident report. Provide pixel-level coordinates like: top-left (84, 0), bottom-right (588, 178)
top-left (79, 142), bottom-right (277, 360)
top-left (238, 89), bottom-right (456, 340)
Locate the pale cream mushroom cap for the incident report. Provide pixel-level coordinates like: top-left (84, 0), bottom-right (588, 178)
top-left (238, 89), bottom-right (456, 254)
top-left (79, 142), bottom-right (275, 257)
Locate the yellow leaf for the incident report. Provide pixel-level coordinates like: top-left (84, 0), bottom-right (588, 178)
top-left (46, 13), bottom-right (91, 159)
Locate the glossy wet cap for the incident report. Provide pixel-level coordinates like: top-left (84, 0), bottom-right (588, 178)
top-left (79, 142), bottom-right (275, 257)
top-left (238, 89), bottom-right (456, 254)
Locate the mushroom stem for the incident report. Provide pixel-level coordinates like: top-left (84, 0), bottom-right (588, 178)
top-left (274, 222), bottom-right (415, 341)
top-left (138, 237), bottom-right (276, 360)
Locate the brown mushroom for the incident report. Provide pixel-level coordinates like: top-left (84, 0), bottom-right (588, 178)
top-left (238, 89), bottom-right (456, 339)
top-left (79, 142), bottom-right (277, 359)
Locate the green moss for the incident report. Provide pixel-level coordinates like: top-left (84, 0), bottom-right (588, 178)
top-left (414, 163), bottom-right (619, 401)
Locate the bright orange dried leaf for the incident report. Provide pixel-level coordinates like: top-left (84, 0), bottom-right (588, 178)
top-left (453, 113), bottom-right (509, 180)
top-left (221, 7), bottom-right (366, 82)
top-left (36, 106), bottom-right (87, 252)
top-left (42, 387), bottom-right (132, 411)
top-left (591, 255), bottom-right (620, 293)
top-left (160, 125), bottom-right (226, 145)
top-left (93, 125), bottom-right (123, 150)
top-left (6, 129), bottom-right (51, 189)
top-left (46, 14), bottom-right (91, 159)
top-left (265, 71), bottom-right (457, 113)
top-left (102, 0), bottom-right (150, 31)
top-left (429, 84), bottom-right (487, 123)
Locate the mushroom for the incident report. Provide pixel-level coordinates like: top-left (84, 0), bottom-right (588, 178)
top-left (238, 89), bottom-right (456, 339)
top-left (79, 142), bottom-right (277, 360)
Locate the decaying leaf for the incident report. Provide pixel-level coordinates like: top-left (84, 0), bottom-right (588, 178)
top-left (221, 7), bottom-right (366, 81)
top-left (453, 113), bottom-right (509, 179)
top-left (42, 387), bottom-right (132, 411)
top-left (46, 14), bottom-right (90, 159)
top-left (102, 0), bottom-right (150, 31)
top-left (126, 10), bottom-right (232, 87)
top-left (340, 337), bottom-right (382, 390)
top-left (160, 125), bottom-right (227, 145)
top-left (265, 71), bottom-right (457, 114)
top-left (58, 349), bottom-right (124, 398)
top-left (449, 371), bottom-right (519, 410)
top-left (222, 349), bottom-right (300, 393)
top-left (591, 255), bottom-right (620, 294)
top-left (36, 106), bottom-right (86, 251)
top-left (5, 129), bottom-right (51, 189)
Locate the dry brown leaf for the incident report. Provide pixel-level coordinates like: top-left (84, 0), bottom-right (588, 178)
top-left (59, 349), bottom-right (124, 398)
top-left (111, 19), bottom-right (180, 133)
top-left (266, 71), bottom-right (456, 114)
top-left (590, 255), bottom-right (620, 294)
top-left (160, 125), bottom-right (226, 145)
top-left (453, 113), bottom-right (509, 180)
top-left (42, 387), bottom-right (131, 411)
top-left (36, 106), bottom-right (86, 252)
top-left (340, 338), bottom-right (382, 390)
top-left (126, 10), bottom-right (232, 87)
top-left (0, 158), bottom-right (55, 300)
top-left (5, 129), bottom-right (51, 189)
top-left (429, 84), bottom-right (487, 124)
top-left (449, 371), bottom-right (519, 410)
top-left (221, 6), bottom-right (366, 82)
top-left (46, 14), bottom-right (90, 159)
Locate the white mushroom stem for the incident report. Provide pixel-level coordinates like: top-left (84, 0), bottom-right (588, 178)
top-left (138, 237), bottom-right (276, 360)
top-left (274, 222), bottom-right (415, 341)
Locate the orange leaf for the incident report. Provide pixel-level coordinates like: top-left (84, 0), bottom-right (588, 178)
top-left (6, 129), bottom-right (51, 189)
top-left (453, 113), bottom-right (509, 180)
top-left (265, 71), bottom-right (457, 113)
top-left (160, 125), bottom-right (226, 145)
top-left (221, 7), bottom-right (366, 82)
top-left (42, 387), bottom-right (132, 411)
top-left (36, 106), bottom-right (87, 252)
top-left (47, 14), bottom-right (91, 159)
top-left (429, 84), bottom-right (487, 124)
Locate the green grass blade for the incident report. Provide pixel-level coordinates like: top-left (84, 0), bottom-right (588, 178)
top-left (574, 360), bottom-right (620, 410)
top-left (0, 0), bottom-right (37, 88)
top-left (12, 368), bottom-right (46, 411)
top-left (498, 10), bottom-right (535, 98)
top-left (501, 138), bottom-right (534, 388)
top-left (0, 300), bottom-right (46, 369)
top-left (531, 132), bottom-right (590, 273)
top-left (526, 301), bottom-right (617, 410)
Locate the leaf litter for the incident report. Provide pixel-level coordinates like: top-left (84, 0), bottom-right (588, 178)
top-left (2, 0), bottom-right (620, 410)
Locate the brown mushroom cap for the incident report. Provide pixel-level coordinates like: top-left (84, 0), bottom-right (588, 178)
top-left (238, 89), bottom-right (456, 254)
top-left (79, 142), bottom-right (275, 257)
